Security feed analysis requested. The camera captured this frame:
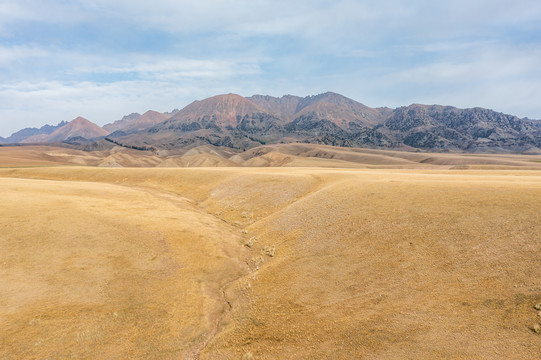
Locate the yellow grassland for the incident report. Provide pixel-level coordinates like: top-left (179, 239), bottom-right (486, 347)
top-left (0, 160), bottom-right (540, 358)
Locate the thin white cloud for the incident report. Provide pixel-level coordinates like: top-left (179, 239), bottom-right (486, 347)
top-left (385, 44), bottom-right (541, 85)
top-left (0, 1), bottom-right (87, 35)
top-left (2, 0), bottom-right (536, 41)
top-left (0, 42), bottom-right (262, 82)
top-left (75, 58), bottom-right (261, 80)
top-left (0, 45), bottom-right (49, 65)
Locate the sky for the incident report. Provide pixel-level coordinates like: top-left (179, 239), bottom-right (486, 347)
top-left (1, 0), bottom-right (541, 137)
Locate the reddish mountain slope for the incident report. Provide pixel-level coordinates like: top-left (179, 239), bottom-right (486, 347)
top-left (103, 113), bottom-right (141, 133)
top-left (250, 92), bottom-right (389, 128)
top-left (247, 94), bottom-right (302, 121)
top-left (103, 111), bottom-right (170, 133)
top-left (125, 110), bottom-right (170, 133)
top-left (23, 117), bottom-right (109, 143)
top-left (294, 92), bottom-right (388, 127)
top-left (166, 94), bottom-right (268, 128)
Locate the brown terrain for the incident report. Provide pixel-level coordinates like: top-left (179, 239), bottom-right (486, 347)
top-left (0, 145), bottom-right (540, 359)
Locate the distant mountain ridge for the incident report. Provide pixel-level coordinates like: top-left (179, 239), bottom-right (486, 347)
top-left (23, 117), bottom-right (109, 143)
top-left (103, 113), bottom-right (141, 133)
top-left (2, 121), bottom-right (68, 143)
top-left (163, 94), bottom-right (270, 129)
top-left (109, 92), bottom-right (539, 152)
top-left (247, 94), bottom-right (302, 121)
top-left (378, 104), bottom-right (540, 151)
top-left (248, 92), bottom-right (390, 128)
top-left (103, 110), bottom-right (170, 135)
top-left (4, 92), bottom-right (540, 153)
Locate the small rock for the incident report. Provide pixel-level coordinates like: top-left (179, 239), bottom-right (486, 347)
top-left (242, 352), bottom-right (254, 360)
top-left (262, 245), bottom-right (275, 257)
top-left (532, 323), bottom-right (541, 334)
top-left (244, 237), bottom-right (257, 248)
top-left (534, 303), bottom-right (541, 311)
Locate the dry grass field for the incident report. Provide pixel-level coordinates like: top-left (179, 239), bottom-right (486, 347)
top-left (1, 146), bottom-right (540, 359)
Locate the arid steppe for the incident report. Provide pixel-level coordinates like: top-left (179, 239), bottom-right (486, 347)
top-left (1, 147), bottom-right (540, 359)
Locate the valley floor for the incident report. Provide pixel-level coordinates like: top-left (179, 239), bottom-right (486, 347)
top-left (1, 165), bottom-right (540, 359)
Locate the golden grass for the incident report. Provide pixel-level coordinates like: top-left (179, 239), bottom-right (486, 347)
top-left (0, 174), bottom-right (248, 359)
top-left (1, 165), bottom-right (540, 359)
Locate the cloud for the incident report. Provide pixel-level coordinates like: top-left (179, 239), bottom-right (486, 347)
top-left (1, 0), bottom-right (541, 135)
top-left (4, 1), bottom-right (536, 43)
top-left (75, 58), bottom-right (261, 81)
top-left (0, 42), bottom-right (262, 80)
top-left (384, 43), bottom-right (541, 88)
top-left (0, 45), bottom-right (49, 65)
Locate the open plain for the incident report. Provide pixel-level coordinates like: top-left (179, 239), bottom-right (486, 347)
top-left (1, 146), bottom-right (540, 359)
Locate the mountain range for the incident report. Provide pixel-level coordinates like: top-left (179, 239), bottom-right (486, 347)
top-left (22, 117), bottom-right (108, 143)
top-left (103, 110), bottom-right (171, 134)
top-left (1, 121), bottom-right (68, 144)
top-left (2, 92), bottom-right (540, 153)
